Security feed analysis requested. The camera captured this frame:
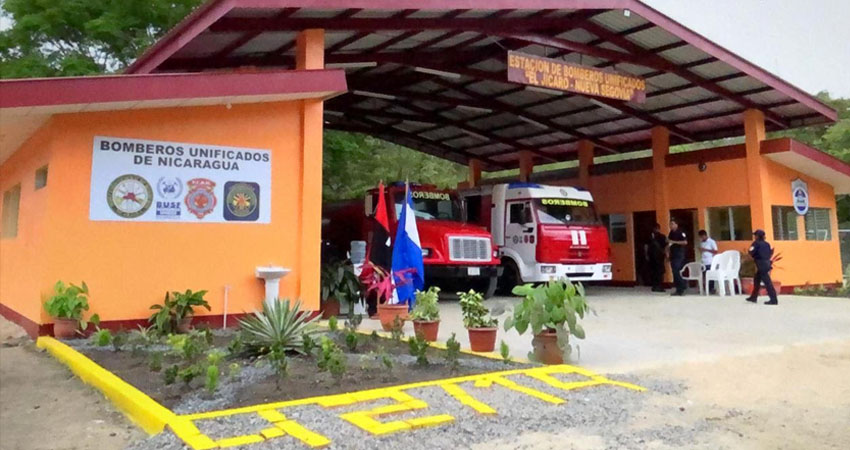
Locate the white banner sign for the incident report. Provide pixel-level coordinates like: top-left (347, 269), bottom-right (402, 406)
top-left (89, 136), bottom-right (271, 223)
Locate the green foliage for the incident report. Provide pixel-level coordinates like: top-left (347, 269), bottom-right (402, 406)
top-left (389, 316), bottom-right (404, 341)
top-left (148, 352), bottom-right (163, 372)
top-left (44, 280), bottom-right (99, 331)
top-left (163, 365), bottom-right (178, 385)
top-left (178, 364), bottom-right (202, 386)
top-left (228, 362), bottom-right (241, 380)
top-left (237, 298), bottom-right (320, 356)
top-left (301, 333), bottom-right (317, 356)
top-left (205, 365), bottom-right (219, 394)
top-left (328, 315), bottom-right (338, 331)
top-left (445, 333), bottom-right (460, 372)
top-left (793, 283), bottom-right (850, 297)
top-left (317, 336), bottom-right (346, 383)
top-left (320, 261), bottom-right (361, 311)
top-left (408, 332), bottom-right (430, 366)
top-left (128, 325), bottom-right (156, 354)
top-left (344, 329), bottom-right (359, 352)
top-left (167, 331), bottom-right (208, 361)
top-left (268, 344), bottom-right (289, 390)
top-left (226, 333), bottom-right (244, 356)
top-left (0, 0), bottom-right (203, 78)
top-left (370, 330), bottom-right (380, 341)
top-left (458, 290), bottom-right (497, 329)
top-left (92, 328), bottom-right (112, 347)
top-left (379, 347), bottom-right (393, 371)
top-left (345, 314), bottom-right (363, 331)
top-left (111, 331), bottom-right (126, 352)
top-left (500, 340), bottom-right (512, 364)
top-left (505, 279), bottom-right (590, 362)
top-left (410, 287), bottom-right (441, 322)
top-left (148, 290), bottom-right (211, 335)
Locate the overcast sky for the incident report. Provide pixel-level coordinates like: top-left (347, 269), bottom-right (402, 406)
top-left (644, 0), bottom-right (850, 98)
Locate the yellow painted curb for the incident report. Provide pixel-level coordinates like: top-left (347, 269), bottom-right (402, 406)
top-left (36, 336), bottom-right (177, 435)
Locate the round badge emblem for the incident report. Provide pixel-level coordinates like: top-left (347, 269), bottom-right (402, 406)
top-left (156, 177), bottom-right (183, 200)
top-left (225, 183), bottom-right (258, 218)
top-left (106, 174), bottom-right (153, 218)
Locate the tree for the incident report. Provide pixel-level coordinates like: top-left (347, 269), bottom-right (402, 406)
top-left (0, 0), bottom-right (202, 78)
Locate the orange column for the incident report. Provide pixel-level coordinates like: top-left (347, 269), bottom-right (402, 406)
top-left (652, 126), bottom-right (670, 231)
top-left (744, 109), bottom-right (772, 237)
top-left (296, 29), bottom-right (324, 309)
top-left (577, 140), bottom-right (594, 188)
top-left (468, 158), bottom-right (482, 187)
top-left (518, 151), bottom-right (534, 182)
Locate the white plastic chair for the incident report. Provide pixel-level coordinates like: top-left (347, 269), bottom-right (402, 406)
top-left (727, 250), bottom-right (742, 294)
top-left (680, 262), bottom-right (705, 295)
top-left (704, 252), bottom-right (735, 296)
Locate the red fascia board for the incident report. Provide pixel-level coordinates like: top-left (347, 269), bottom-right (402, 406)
top-left (761, 137), bottom-right (850, 178)
top-left (0, 70), bottom-right (347, 109)
top-left (626, 0), bottom-right (838, 123)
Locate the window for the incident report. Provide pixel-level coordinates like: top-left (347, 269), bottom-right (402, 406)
top-left (707, 206), bottom-right (752, 241)
top-left (508, 202), bottom-right (525, 224)
top-left (601, 214), bottom-right (627, 243)
top-left (2, 184), bottom-right (21, 239)
top-left (34, 165), bottom-right (48, 190)
top-left (804, 208), bottom-right (832, 241)
top-left (772, 206), bottom-right (798, 240)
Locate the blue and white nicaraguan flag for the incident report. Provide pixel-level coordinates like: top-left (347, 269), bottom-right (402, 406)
top-left (391, 183), bottom-right (424, 308)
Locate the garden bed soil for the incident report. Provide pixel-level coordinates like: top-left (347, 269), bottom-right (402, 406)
top-left (74, 329), bottom-right (527, 411)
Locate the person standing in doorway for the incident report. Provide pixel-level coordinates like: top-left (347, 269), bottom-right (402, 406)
top-left (646, 223), bottom-right (668, 292)
top-left (746, 229), bottom-right (778, 305)
top-left (698, 230), bottom-right (718, 293)
top-left (667, 218), bottom-right (688, 296)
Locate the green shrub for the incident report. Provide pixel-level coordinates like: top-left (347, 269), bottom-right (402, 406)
top-left (238, 298), bottom-right (320, 356)
top-left (111, 331), bottom-right (126, 352)
top-left (328, 315), bottom-right (338, 331)
top-left (226, 333), bottom-right (244, 356)
top-left (445, 333), bottom-right (460, 372)
top-left (321, 261), bottom-right (362, 315)
top-left (128, 325), bottom-right (156, 355)
top-left (44, 281), bottom-right (99, 331)
top-left (205, 365), bottom-right (219, 394)
top-left (92, 328), bottom-right (112, 347)
top-left (163, 365), bottom-right (179, 385)
top-left (408, 332), bottom-right (429, 366)
top-left (148, 290), bottom-right (211, 335)
top-left (268, 344), bottom-right (289, 389)
top-left (301, 332), bottom-right (317, 355)
top-left (149, 352), bottom-right (163, 372)
top-left (178, 364), bottom-right (202, 386)
top-left (410, 287), bottom-right (440, 322)
top-left (390, 316), bottom-right (404, 341)
top-left (168, 332), bottom-right (208, 361)
top-left (228, 362), bottom-right (241, 380)
top-left (317, 336), bottom-right (346, 383)
top-left (500, 340), bottom-right (511, 364)
top-left (344, 329), bottom-right (358, 352)
top-left (458, 290), bottom-right (497, 328)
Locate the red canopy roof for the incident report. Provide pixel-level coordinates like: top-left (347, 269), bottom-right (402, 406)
top-left (128, 0), bottom-right (837, 170)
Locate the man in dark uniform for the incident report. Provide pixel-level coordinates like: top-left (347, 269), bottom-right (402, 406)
top-left (745, 229), bottom-right (778, 305)
top-left (646, 223), bottom-right (668, 292)
top-left (667, 219), bottom-right (688, 296)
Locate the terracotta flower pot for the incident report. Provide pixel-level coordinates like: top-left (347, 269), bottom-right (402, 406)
top-left (322, 298), bottom-right (341, 319)
top-left (52, 318), bottom-right (78, 339)
top-left (412, 320), bottom-right (440, 341)
top-left (176, 317), bottom-right (193, 334)
top-left (377, 303), bottom-right (408, 331)
top-left (467, 327), bottom-right (497, 352)
top-left (532, 330), bottom-right (563, 365)
top-left (742, 278), bottom-right (782, 296)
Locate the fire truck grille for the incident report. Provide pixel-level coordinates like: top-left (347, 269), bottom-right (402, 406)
top-left (448, 237), bottom-right (491, 262)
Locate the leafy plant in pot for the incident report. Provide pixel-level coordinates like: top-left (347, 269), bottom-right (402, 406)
top-left (44, 280), bottom-right (99, 339)
top-left (362, 263), bottom-right (414, 331)
top-left (505, 279), bottom-right (589, 364)
top-left (320, 261), bottom-right (361, 319)
top-left (149, 289), bottom-right (211, 335)
top-left (410, 287), bottom-right (440, 341)
top-left (459, 289), bottom-right (498, 352)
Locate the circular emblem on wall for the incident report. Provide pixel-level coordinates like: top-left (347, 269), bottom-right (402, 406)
top-left (224, 182), bottom-right (259, 219)
top-left (791, 178), bottom-right (809, 215)
top-left (106, 174), bottom-right (153, 218)
top-left (184, 178), bottom-right (217, 219)
top-left (156, 176), bottom-right (183, 200)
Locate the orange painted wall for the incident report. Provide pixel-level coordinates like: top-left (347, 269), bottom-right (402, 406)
top-left (1, 100), bottom-right (323, 325)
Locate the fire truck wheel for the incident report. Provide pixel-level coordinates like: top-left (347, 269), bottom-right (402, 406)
top-left (497, 259), bottom-right (520, 296)
top-left (472, 276), bottom-right (498, 299)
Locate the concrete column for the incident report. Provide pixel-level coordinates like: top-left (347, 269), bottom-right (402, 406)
top-left (744, 109), bottom-right (772, 237)
top-left (296, 29), bottom-right (324, 309)
top-left (468, 158), bottom-right (482, 187)
top-left (577, 140), bottom-right (594, 188)
top-left (651, 126), bottom-right (671, 231)
top-left (518, 151), bottom-right (534, 182)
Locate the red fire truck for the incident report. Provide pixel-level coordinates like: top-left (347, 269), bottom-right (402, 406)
top-left (459, 182), bottom-right (612, 290)
top-left (322, 183), bottom-right (502, 297)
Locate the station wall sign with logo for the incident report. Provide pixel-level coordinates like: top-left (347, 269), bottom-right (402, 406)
top-left (791, 178), bottom-right (809, 215)
top-left (507, 50), bottom-right (646, 103)
top-left (89, 136), bottom-right (271, 223)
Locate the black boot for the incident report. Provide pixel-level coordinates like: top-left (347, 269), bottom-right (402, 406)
top-left (764, 299), bottom-right (778, 305)
top-left (745, 297), bottom-right (757, 303)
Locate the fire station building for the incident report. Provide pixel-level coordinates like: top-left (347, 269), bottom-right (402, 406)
top-left (1, 0), bottom-right (848, 336)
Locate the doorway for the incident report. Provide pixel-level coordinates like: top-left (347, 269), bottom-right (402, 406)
top-left (670, 208), bottom-right (698, 263)
top-left (632, 210), bottom-right (657, 286)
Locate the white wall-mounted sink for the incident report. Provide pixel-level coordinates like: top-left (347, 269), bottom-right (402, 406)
top-left (255, 266), bottom-right (290, 305)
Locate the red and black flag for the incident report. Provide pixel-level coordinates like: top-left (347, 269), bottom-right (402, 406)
top-left (366, 181), bottom-right (392, 270)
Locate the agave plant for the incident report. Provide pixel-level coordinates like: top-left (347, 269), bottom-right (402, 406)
top-left (238, 298), bottom-right (320, 356)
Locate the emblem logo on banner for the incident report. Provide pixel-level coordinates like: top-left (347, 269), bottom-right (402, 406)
top-left (106, 174), bottom-right (153, 218)
top-left (156, 177), bottom-right (183, 219)
top-left (184, 178), bottom-right (217, 219)
top-left (224, 181), bottom-right (260, 221)
top-left (791, 178), bottom-right (809, 215)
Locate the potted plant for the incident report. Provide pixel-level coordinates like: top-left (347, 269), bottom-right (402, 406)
top-left (43, 280), bottom-right (99, 339)
top-left (363, 263), bottom-right (413, 331)
top-left (149, 289), bottom-right (210, 334)
top-left (459, 289), bottom-right (497, 352)
top-left (505, 279), bottom-right (589, 364)
top-left (410, 286), bottom-right (440, 341)
top-left (320, 261), bottom-right (360, 319)
top-left (739, 251), bottom-right (783, 295)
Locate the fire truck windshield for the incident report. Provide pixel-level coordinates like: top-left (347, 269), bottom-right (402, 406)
top-left (393, 191), bottom-right (460, 221)
top-left (534, 198), bottom-right (600, 225)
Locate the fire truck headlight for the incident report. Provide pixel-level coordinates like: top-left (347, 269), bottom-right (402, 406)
top-left (421, 248), bottom-right (432, 258)
top-left (492, 249), bottom-right (499, 258)
top-left (541, 265), bottom-right (557, 274)
top-left (603, 264), bottom-right (612, 273)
